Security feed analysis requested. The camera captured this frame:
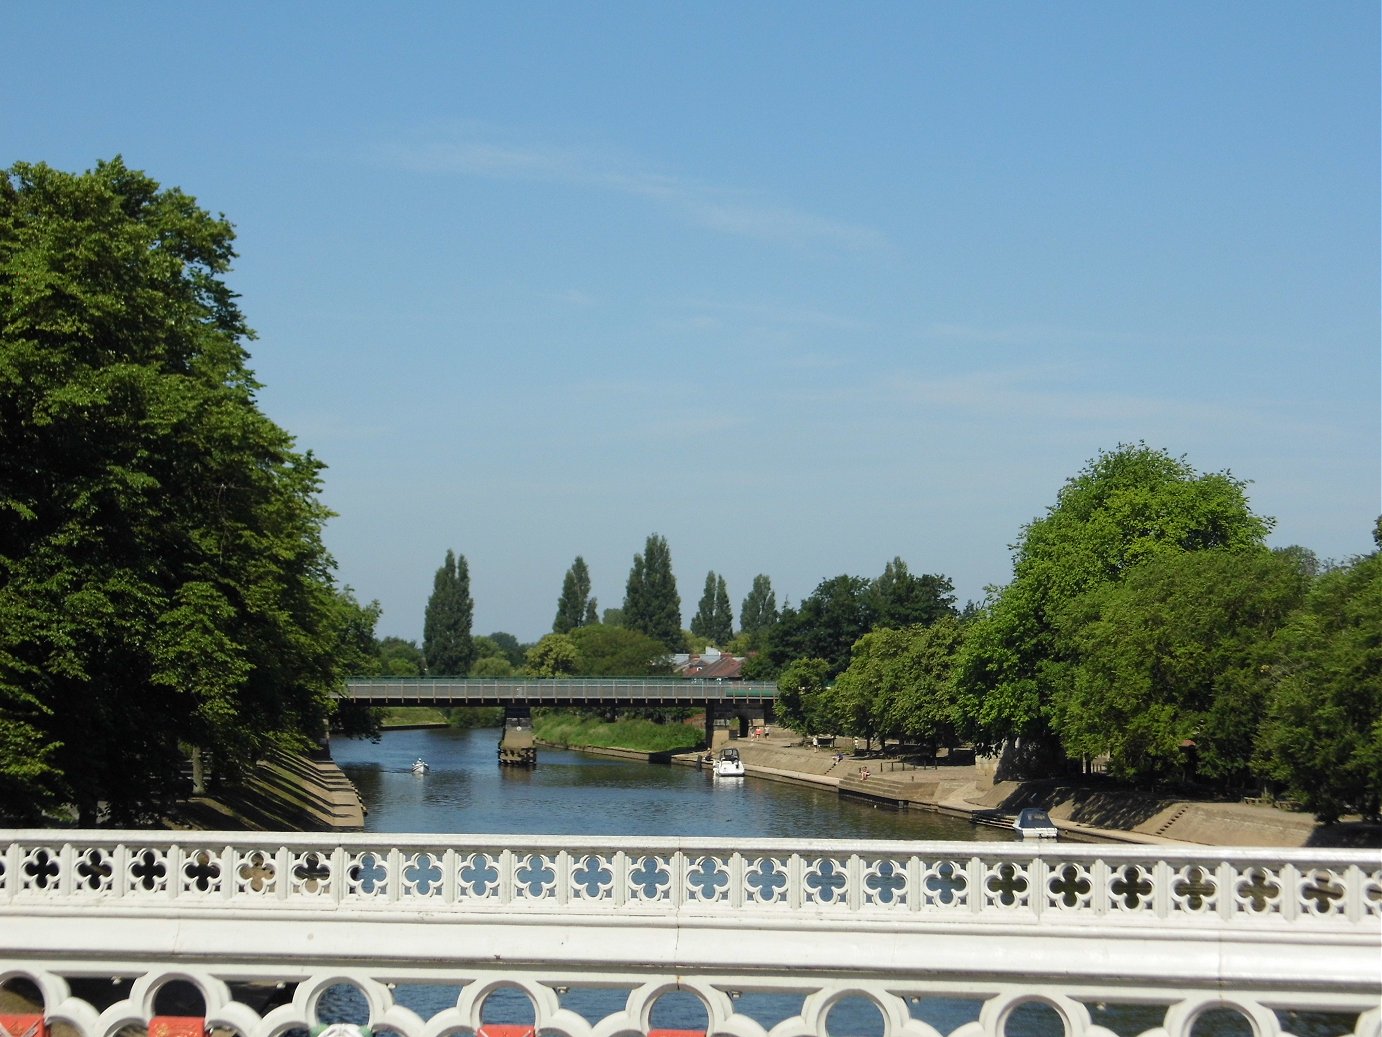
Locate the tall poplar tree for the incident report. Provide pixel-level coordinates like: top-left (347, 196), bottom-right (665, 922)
top-left (691, 571), bottom-right (720, 644)
top-left (423, 549), bottom-right (474, 675)
top-left (553, 556), bottom-right (593, 634)
top-left (712, 574), bottom-right (733, 644)
top-left (739, 574), bottom-right (779, 647)
top-left (623, 533), bottom-right (682, 651)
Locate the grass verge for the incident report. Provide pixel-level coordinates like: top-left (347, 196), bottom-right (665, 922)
top-left (534, 711), bottom-right (703, 754)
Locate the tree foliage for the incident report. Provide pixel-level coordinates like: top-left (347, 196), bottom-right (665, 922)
top-left (523, 633), bottom-right (579, 677)
top-left (767, 575), bottom-right (876, 677)
top-left (622, 533), bottom-right (682, 651)
top-left (690, 571), bottom-right (733, 646)
top-left (422, 549), bottom-right (474, 676)
top-left (871, 558), bottom-right (956, 628)
top-left (569, 624), bottom-right (673, 676)
top-left (0, 158), bottom-right (355, 822)
top-left (954, 444), bottom-right (1273, 753)
top-left (553, 556), bottom-right (593, 634)
top-left (1051, 548), bottom-right (1311, 783)
top-left (738, 574), bottom-right (778, 647)
top-left (774, 658), bottom-right (835, 737)
top-left (1254, 548), bottom-right (1382, 822)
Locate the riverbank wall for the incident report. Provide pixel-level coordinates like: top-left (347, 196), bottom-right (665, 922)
top-left (173, 748), bottom-right (365, 831)
top-left (665, 736), bottom-right (1378, 848)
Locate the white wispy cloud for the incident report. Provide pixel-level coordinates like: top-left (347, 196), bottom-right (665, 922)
top-left (381, 123), bottom-right (888, 252)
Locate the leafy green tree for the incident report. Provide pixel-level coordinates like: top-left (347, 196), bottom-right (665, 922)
top-left (570, 624), bottom-right (673, 676)
top-left (954, 444), bottom-right (1273, 760)
top-left (775, 658), bottom-right (836, 737)
top-left (1051, 548), bottom-right (1311, 784)
top-left (871, 558), bottom-right (957, 628)
top-left (523, 633), bottom-right (579, 677)
top-left (0, 158), bottom-right (352, 822)
top-left (376, 636), bottom-right (424, 676)
top-left (470, 655), bottom-right (515, 678)
top-left (739, 574), bottom-right (778, 648)
top-left (623, 533), bottom-right (682, 651)
top-left (553, 556), bottom-right (593, 634)
top-left (601, 607), bottom-right (625, 627)
top-left (1255, 547), bottom-right (1382, 822)
top-left (423, 549), bottom-right (474, 676)
top-left (884, 617), bottom-right (968, 751)
top-left (767, 575), bottom-right (876, 676)
top-left (485, 631), bottom-right (525, 667)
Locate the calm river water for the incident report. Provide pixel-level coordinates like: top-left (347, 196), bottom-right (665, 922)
top-left (329, 725), bottom-right (1008, 841)
top-left (321, 727), bottom-right (1297, 1037)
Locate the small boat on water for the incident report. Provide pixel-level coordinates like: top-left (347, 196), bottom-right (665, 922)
top-left (714, 746), bottom-right (745, 778)
top-left (1012, 806), bottom-right (1058, 839)
top-left (411, 758), bottom-right (430, 775)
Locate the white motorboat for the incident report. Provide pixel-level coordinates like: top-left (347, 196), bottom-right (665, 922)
top-left (411, 758), bottom-right (430, 775)
top-left (714, 746), bottom-right (745, 778)
top-left (1012, 806), bottom-right (1058, 839)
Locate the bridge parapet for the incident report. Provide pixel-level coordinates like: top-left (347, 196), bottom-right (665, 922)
top-left (344, 677), bottom-right (776, 707)
top-left (1, 831), bottom-right (1377, 1037)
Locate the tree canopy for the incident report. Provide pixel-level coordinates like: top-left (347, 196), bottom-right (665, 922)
top-left (422, 549), bottom-right (474, 676)
top-left (690, 571), bottom-right (733, 646)
top-left (622, 533), bottom-right (682, 651)
top-left (954, 444), bottom-right (1273, 751)
top-left (0, 158), bottom-right (359, 822)
top-left (738, 574), bottom-right (778, 647)
top-left (553, 556), bottom-right (593, 634)
top-left (1254, 548), bottom-right (1382, 822)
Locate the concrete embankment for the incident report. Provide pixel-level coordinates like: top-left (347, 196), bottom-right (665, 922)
top-left (682, 737), bottom-right (1376, 848)
top-left (174, 748), bottom-right (365, 831)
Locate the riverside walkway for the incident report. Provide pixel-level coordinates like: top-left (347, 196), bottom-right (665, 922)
top-left (0, 830), bottom-right (1378, 1037)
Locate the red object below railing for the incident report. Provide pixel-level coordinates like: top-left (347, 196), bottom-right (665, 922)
top-left (0, 1016), bottom-right (46, 1037)
top-left (148, 1017), bottom-right (205, 1037)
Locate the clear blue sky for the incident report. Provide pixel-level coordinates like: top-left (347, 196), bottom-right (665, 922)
top-left (7, 3), bottom-right (1379, 644)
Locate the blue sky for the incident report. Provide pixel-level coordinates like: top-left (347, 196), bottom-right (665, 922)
top-left (7, 3), bottom-right (1379, 644)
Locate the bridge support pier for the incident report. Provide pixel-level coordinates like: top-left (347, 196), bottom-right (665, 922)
top-left (498, 705), bottom-right (536, 767)
top-left (704, 703), bottom-right (752, 750)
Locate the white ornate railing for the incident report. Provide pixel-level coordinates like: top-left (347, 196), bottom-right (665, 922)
top-left (1, 831), bottom-right (1378, 1037)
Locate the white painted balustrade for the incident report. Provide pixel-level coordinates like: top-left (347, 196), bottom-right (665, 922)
top-left (1, 831), bottom-right (1378, 1037)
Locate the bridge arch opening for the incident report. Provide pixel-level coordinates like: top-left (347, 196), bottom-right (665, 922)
top-left (1000, 998), bottom-right (1067, 1037)
top-left (150, 977), bottom-right (207, 1018)
top-left (0, 973), bottom-right (44, 1016)
top-left (825, 994), bottom-right (887, 1037)
top-left (647, 988), bottom-right (710, 1034)
top-left (1188, 1005), bottom-right (1258, 1037)
top-left (474, 983), bottom-right (537, 1029)
top-left (312, 980), bottom-right (373, 1031)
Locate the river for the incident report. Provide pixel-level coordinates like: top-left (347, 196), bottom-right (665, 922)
top-left (329, 725), bottom-right (1009, 841)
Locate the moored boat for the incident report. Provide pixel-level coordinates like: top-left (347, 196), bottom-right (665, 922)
top-left (714, 746), bottom-right (745, 778)
top-left (1012, 806), bottom-right (1058, 839)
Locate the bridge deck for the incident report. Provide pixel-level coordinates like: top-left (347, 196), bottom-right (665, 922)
top-left (344, 677), bottom-right (776, 707)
